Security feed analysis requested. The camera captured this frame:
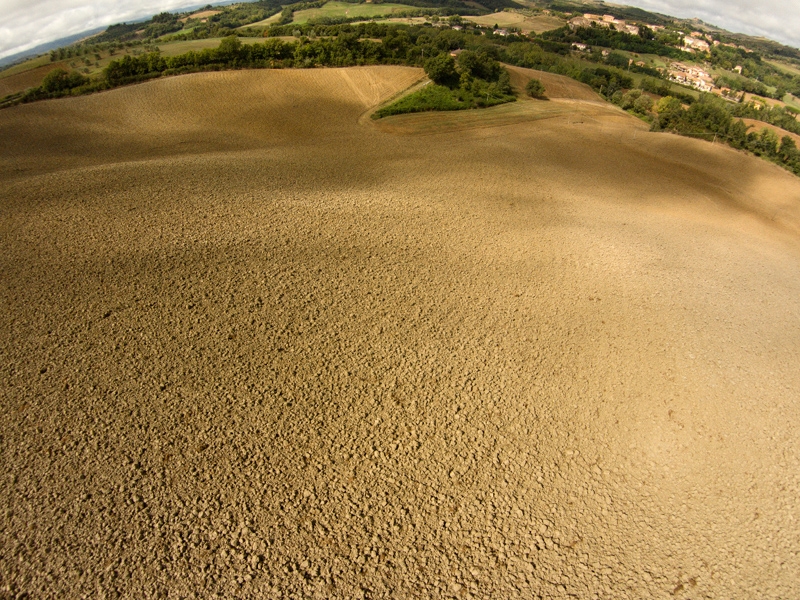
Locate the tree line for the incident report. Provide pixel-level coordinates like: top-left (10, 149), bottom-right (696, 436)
top-left (10, 20), bottom-right (800, 178)
top-left (652, 94), bottom-right (800, 176)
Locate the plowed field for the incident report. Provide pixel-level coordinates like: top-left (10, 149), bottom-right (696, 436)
top-left (741, 118), bottom-right (800, 147)
top-left (0, 62), bottom-right (70, 97)
top-left (2, 66), bottom-right (800, 599)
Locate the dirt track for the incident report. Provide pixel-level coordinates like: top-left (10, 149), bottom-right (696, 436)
top-left (1, 66), bottom-right (800, 599)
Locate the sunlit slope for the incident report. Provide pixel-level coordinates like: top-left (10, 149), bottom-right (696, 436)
top-left (0, 66), bottom-right (423, 172)
top-left (1, 67), bottom-right (800, 599)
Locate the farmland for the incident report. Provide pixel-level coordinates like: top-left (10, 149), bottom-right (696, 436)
top-left (247, 1), bottom-right (415, 26)
top-left (2, 66), bottom-right (800, 598)
top-left (741, 118), bottom-right (800, 146)
top-left (293, 2), bottom-right (415, 24)
top-left (464, 10), bottom-right (566, 33)
top-left (156, 37), bottom-right (265, 57)
top-left (0, 61), bottom-right (71, 98)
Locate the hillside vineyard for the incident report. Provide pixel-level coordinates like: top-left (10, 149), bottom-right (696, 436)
top-left (1, 67), bottom-right (800, 598)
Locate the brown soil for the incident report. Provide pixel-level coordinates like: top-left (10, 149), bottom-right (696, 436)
top-left (2, 66), bottom-right (800, 599)
top-left (506, 65), bottom-right (602, 102)
top-left (743, 92), bottom-right (800, 115)
top-left (0, 62), bottom-right (70, 98)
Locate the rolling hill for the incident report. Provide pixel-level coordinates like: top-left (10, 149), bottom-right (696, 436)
top-left (1, 66), bottom-right (800, 598)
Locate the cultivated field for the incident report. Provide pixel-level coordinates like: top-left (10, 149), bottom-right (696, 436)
top-left (766, 58), bottom-right (800, 78)
top-left (156, 37), bottom-right (266, 57)
top-left (2, 66), bottom-right (800, 599)
top-left (180, 10), bottom-right (221, 22)
top-left (0, 61), bottom-right (70, 97)
top-left (291, 2), bottom-right (412, 24)
top-left (741, 118), bottom-right (800, 147)
top-left (246, 12), bottom-right (285, 28)
top-left (464, 11), bottom-right (566, 33)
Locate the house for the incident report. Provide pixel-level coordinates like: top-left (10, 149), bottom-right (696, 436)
top-left (682, 36), bottom-right (710, 53)
top-left (569, 13), bottom-right (641, 37)
top-left (572, 43), bottom-right (588, 51)
top-left (569, 16), bottom-right (592, 29)
top-left (668, 62), bottom-right (714, 92)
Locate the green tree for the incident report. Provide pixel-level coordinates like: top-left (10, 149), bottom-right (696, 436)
top-left (424, 53), bottom-right (458, 88)
top-left (456, 51), bottom-right (502, 82)
top-left (278, 7), bottom-right (294, 25)
top-left (727, 119), bottom-right (749, 148)
top-left (217, 36), bottom-right (243, 61)
top-left (753, 128), bottom-right (779, 157)
top-left (778, 135), bottom-right (797, 162)
top-left (620, 88), bottom-right (641, 110)
top-left (525, 78), bottom-right (545, 98)
top-left (41, 68), bottom-right (87, 94)
top-left (656, 96), bottom-right (681, 114)
top-left (605, 52), bottom-right (628, 68)
top-left (633, 94), bottom-right (654, 114)
top-left (152, 11), bottom-right (177, 24)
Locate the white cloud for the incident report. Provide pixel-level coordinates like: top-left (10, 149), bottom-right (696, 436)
top-left (622, 0), bottom-right (800, 48)
top-left (0, 1), bottom-right (203, 60)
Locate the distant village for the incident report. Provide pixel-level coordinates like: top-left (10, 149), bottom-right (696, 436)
top-left (568, 13), bottom-right (641, 36)
top-left (423, 9), bottom-right (763, 103)
top-left (567, 13), bottom-right (751, 101)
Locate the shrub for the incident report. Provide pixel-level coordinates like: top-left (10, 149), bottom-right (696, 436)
top-left (41, 68), bottom-right (87, 94)
top-left (374, 83), bottom-right (464, 117)
top-left (424, 53), bottom-right (458, 88)
top-left (633, 94), bottom-right (654, 114)
top-left (525, 78), bottom-right (545, 98)
top-left (620, 88), bottom-right (641, 110)
top-left (456, 50), bottom-right (502, 82)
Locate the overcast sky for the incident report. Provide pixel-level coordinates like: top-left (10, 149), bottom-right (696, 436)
top-left (620, 0), bottom-right (799, 48)
top-left (0, 0), bottom-right (199, 60)
top-left (1, 0), bottom-right (799, 61)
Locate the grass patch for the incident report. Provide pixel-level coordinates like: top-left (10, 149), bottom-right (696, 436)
top-left (292, 2), bottom-right (412, 24)
top-left (0, 55), bottom-right (53, 79)
top-left (766, 59), bottom-right (800, 78)
top-left (782, 94), bottom-right (800, 111)
top-left (374, 82), bottom-right (515, 118)
top-left (464, 11), bottom-right (565, 34)
top-left (244, 12), bottom-right (285, 28)
top-left (157, 38), bottom-right (264, 57)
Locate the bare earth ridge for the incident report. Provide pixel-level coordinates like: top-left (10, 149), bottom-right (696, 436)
top-left (1, 66), bottom-right (799, 599)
